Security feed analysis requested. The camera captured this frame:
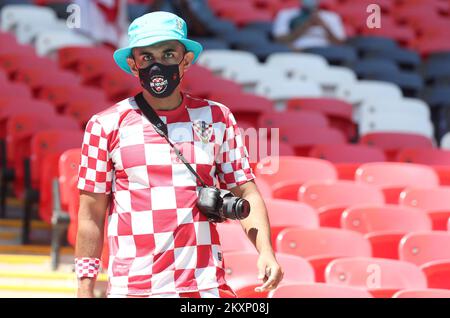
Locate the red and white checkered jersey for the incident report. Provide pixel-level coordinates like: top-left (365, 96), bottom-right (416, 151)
top-left (77, 93), bottom-right (255, 296)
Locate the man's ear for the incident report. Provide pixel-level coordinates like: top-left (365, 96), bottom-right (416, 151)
top-left (126, 56), bottom-right (140, 78)
top-left (181, 51), bottom-right (195, 73)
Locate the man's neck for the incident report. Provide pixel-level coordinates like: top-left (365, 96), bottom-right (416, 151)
top-left (142, 89), bottom-right (183, 111)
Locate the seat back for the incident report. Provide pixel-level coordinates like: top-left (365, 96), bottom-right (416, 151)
top-left (269, 283), bottom-right (373, 298)
top-left (325, 257), bottom-right (428, 290)
top-left (399, 232), bottom-right (450, 266)
top-left (276, 228), bottom-right (372, 258)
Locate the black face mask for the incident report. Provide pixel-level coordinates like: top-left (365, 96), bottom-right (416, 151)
top-left (137, 59), bottom-right (183, 98)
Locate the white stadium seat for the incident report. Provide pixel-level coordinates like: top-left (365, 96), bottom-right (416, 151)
top-left (334, 80), bottom-right (404, 122)
top-left (15, 19), bottom-right (68, 44)
top-left (359, 113), bottom-right (435, 139)
top-left (265, 52), bottom-right (329, 77)
top-left (296, 66), bottom-right (357, 96)
top-left (359, 98), bottom-right (431, 122)
top-left (254, 79), bottom-right (322, 108)
top-left (35, 30), bottom-right (95, 57)
top-left (1, 5), bottom-right (56, 32)
top-left (441, 132), bottom-right (450, 150)
top-left (221, 64), bottom-right (287, 92)
top-left (334, 80), bottom-right (403, 105)
top-left (197, 49), bottom-right (260, 75)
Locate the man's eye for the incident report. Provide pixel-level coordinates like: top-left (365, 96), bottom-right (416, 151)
top-left (165, 53), bottom-right (174, 58)
top-left (143, 55), bottom-right (152, 61)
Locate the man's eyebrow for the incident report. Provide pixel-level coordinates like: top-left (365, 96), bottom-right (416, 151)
top-left (137, 47), bottom-right (179, 55)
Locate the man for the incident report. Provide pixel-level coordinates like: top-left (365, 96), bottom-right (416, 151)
top-left (75, 11), bottom-right (283, 298)
top-left (273, 0), bottom-right (346, 50)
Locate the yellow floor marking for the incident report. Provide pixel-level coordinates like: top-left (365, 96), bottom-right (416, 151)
top-left (0, 219), bottom-right (51, 230)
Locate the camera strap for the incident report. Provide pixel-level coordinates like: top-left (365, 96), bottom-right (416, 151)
top-left (134, 92), bottom-right (207, 187)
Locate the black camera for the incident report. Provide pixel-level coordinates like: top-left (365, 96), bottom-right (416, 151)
top-left (197, 187), bottom-right (251, 223)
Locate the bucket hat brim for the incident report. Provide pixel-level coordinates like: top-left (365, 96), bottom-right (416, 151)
top-left (113, 36), bottom-right (203, 75)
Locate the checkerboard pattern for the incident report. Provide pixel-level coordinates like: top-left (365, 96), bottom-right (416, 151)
top-left (77, 94), bottom-right (255, 296)
top-left (75, 258), bottom-right (101, 278)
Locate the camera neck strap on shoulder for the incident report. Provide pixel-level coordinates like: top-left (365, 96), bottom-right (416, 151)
top-left (134, 92), bottom-right (207, 187)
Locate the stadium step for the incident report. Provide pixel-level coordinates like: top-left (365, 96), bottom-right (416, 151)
top-left (0, 253), bottom-right (108, 298)
top-left (0, 217), bottom-right (107, 297)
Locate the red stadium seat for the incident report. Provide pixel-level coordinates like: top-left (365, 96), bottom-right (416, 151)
top-left (5, 113), bottom-right (80, 198)
top-left (38, 84), bottom-right (107, 112)
top-left (396, 148), bottom-right (450, 186)
top-left (77, 55), bottom-right (118, 87)
top-left (355, 162), bottom-right (439, 204)
top-left (0, 81), bottom-right (32, 99)
top-left (359, 132), bottom-right (434, 161)
top-left (334, 1), bottom-right (393, 32)
top-left (325, 257), bottom-right (428, 298)
top-left (361, 17), bottom-right (415, 47)
top-left (181, 75), bottom-right (242, 100)
top-left (399, 232), bottom-right (450, 289)
top-left (15, 67), bottom-right (81, 96)
top-left (0, 32), bottom-right (19, 50)
top-left (224, 251), bottom-right (315, 298)
top-left (280, 126), bottom-right (347, 157)
top-left (65, 98), bottom-right (111, 129)
top-left (269, 283), bottom-right (373, 298)
top-left (0, 99), bottom-right (56, 139)
top-left (393, 288), bottom-right (450, 298)
top-left (58, 148), bottom-right (81, 216)
top-left (432, 166), bottom-right (450, 186)
top-left (182, 64), bottom-right (215, 82)
top-left (393, 4), bottom-right (445, 29)
top-left (0, 52), bottom-right (57, 78)
top-left (254, 156), bottom-right (337, 200)
top-left (286, 98), bottom-right (356, 141)
top-left (309, 144), bottom-right (386, 180)
top-left (222, 9), bottom-right (273, 27)
top-left (341, 205), bottom-right (432, 259)
top-left (258, 110), bottom-right (329, 130)
top-left (210, 0), bottom-right (273, 26)
top-left (399, 232), bottom-right (450, 266)
top-left (264, 198), bottom-right (319, 245)
top-left (400, 187), bottom-right (450, 230)
top-left (275, 227), bottom-right (372, 282)
top-left (58, 149), bottom-right (110, 269)
top-left (299, 180), bottom-right (385, 227)
top-left (101, 69), bottom-right (142, 102)
top-left (30, 130), bottom-right (84, 224)
top-left (244, 134), bottom-right (295, 172)
top-left (396, 148), bottom-right (450, 165)
top-left (209, 91), bottom-right (274, 128)
top-left (58, 46), bottom-right (114, 71)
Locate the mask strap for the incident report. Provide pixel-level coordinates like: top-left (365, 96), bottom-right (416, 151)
top-left (179, 52), bottom-right (187, 81)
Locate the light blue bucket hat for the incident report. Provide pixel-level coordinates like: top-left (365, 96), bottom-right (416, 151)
top-left (113, 11), bottom-right (203, 75)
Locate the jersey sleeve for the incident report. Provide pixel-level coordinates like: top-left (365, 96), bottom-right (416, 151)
top-left (215, 110), bottom-right (255, 190)
top-left (77, 115), bottom-right (113, 194)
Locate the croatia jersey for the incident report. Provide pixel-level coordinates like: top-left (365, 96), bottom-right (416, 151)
top-left (77, 93), bottom-right (255, 296)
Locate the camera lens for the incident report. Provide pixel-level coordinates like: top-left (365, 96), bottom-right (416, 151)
top-left (235, 198), bottom-right (250, 220)
top-left (222, 196), bottom-right (250, 220)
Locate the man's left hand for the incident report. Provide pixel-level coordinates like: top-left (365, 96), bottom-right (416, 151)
top-left (254, 251), bottom-right (284, 292)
